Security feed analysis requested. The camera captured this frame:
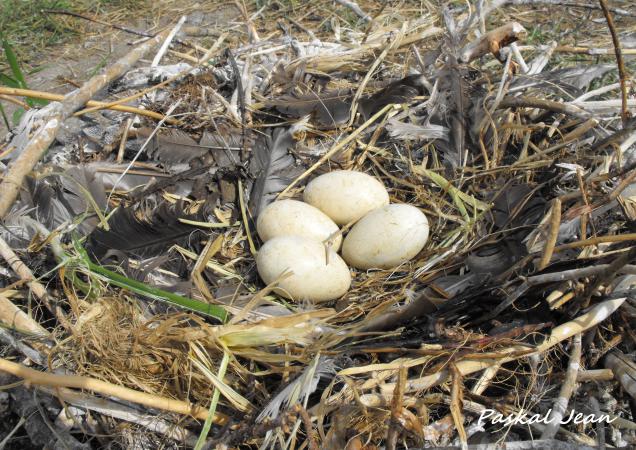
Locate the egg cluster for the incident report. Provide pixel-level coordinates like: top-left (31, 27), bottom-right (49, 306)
top-left (255, 170), bottom-right (429, 302)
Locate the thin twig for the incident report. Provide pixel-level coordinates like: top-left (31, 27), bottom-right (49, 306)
top-left (552, 233), bottom-right (636, 253)
top-left (335, 0), bottom-right (372, 22)
top-left (42, 9), bottom-right (154, 38)
top-left (294, 404), bottom-right (319, 450)
top-left (498, 96), bottom-right (591, 119)
top-left (386, 367), bottom-right (406, 450)
top-left (450, 364), bottom-right (468, 448)
top-left (0, 87), bottom-right (175, 123)
top-left (598, 0), bottom-right (631, 127)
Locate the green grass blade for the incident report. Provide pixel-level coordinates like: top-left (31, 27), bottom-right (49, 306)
top-left (0, 72), bottom-right (20, 88)
top-left (69, 239), bottom-right (228, 322)
top-left (2, 39), bottom-right (27, 89)
top-left (12, 108), bottom-right (24, 125)
top-left (84, 260), bottom-right (229, 322)
top-left (194, 350), bottom-right (230, 450)
top-left (1, 39), bottom-right (47, 107)
top-left (0, 103), bottom-right (10, 129)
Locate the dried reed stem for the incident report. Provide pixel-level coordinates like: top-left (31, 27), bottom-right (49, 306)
top-left (0, 357), bottom-right (227, 423)
top-left (598, 0), bottom-right (631, 127)
top-left (541, 333), bottom-right (582, 439)
top-left (0, 87), bottom-right (174, 123)
top-left (538, 198), bottom-right (561, 270)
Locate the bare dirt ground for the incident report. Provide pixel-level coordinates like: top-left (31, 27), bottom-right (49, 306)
top-left (0, 1), bottom-right (240, 135)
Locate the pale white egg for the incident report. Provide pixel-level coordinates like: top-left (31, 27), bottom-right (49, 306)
top-left (256, 200), bottom-right (342, 249)
top-left (256, 236), bottom-right (351, 302)
top-left (303, 170), bottom-right (389, 225)
top-left (342, 204), bottom-right (429, 269)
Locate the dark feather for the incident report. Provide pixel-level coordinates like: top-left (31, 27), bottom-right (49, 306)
top-left (249, 122), bottom-right (305, 216)
top-left (489, 184), bottom-right (546, 236)
top-left (442, 7), bottom-right (468, 168)
top-left (358, 74), bottom-right (429, 120)
top-left (87, 202), bottom-right (207, 259)
top-left (22, 176), bottom-right (73, 230)
top-left (199, 126), bottom-right (244, 168)
top-left (267, 75), bottom-right (428, 128)
top-left (266, 89), bottom-right (352, 128)
top-left (146, 128), bottom-right (208, 165)
top-left (20, 165), bottom-right (108, 234)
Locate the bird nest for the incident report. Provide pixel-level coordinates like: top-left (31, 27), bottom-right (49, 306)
top-left (0, 1), bottom-right (635, 449)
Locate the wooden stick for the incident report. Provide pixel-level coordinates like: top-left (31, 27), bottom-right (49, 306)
top-left (0, 29), bottom-right (169, 219)
top-left (576, 369), bottom-right (614, 382)
top-left (0, 291), bottom-right (50, 338)
top-left (552, 233), bottom-right (636, 252)
top-left (460, 22), bottom-right (527, 63)
top-left (450, 364), bottom-right (468, 448)
top-left (0, 357), bottom-right (227, 424)
top-left (0, 87), bottom-right (174, 123)
top-left (386, 366), bottom-right (406, 450)
top-left (605, 350), bottom-right (636, 401)
top-left (555, 45), bottom-right (636, 56)
top-left (0, 236), bottom-right (55, 314)
top-left (598, 0), bottom-right (631, 128)
top-left (498, 96), bottom-right (591, 119)
top-left (42, 386), bottom-right (198, 446)
top-left (0, 94), bottom-right (30, 109)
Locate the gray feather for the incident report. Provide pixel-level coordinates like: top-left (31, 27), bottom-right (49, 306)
top-left (249, 119), bottom-right (307, 215)
top-left (386, 119), bottom-right (449, 141)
